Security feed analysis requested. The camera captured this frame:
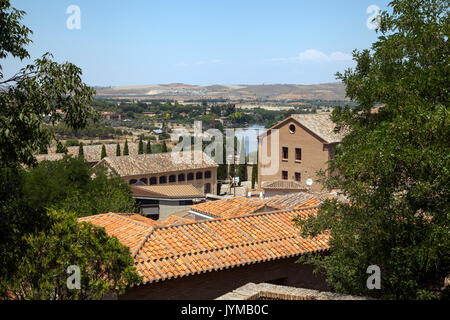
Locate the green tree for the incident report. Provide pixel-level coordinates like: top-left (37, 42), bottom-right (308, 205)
top-left (161, 141), bottom-right (168, 153)
top-left (138, 136), bottom-right (144, 154)
top-left (251, 163), bottom-right (257, 190)
top-left (116, 142), bottom-right (121, 156)
top-left (0, 1), bottom-right (138, 299)
top-left (5, 209), bottom-right (141, 299)
top-left (21, 157), bottom-right (137, 218)
top-left (100, 144), bottom-right (107, 159)
top-left (146, 141), bottom-right (152, 154)
top-left (296, 0), bottom-right (449, 300)
top-left (78, 142), bottom-right (84, 159)
top-left (56, 141), bottom-right (68, 154)
top-left (123, 140), bottom-right (129, 156)
top-left (238, 137), bottom-right (246, 186)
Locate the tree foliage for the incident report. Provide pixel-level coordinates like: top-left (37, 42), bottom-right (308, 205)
top-left (123, 140), bottom-right (129, 156)
top-left (296, 0), bottom-right (449, 299)
top-left (0, 1), bottom-right (140, 299)
top-left (5, 209), bottom-right (141, 300)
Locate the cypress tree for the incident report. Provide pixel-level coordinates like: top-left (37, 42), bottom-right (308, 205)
top-left (138, 137), bottom-right (144, 154)
top-left (123, 140), bottom-right (129, 156)
top-left (78, 142), bottom-right (84, 159)
top-left (116, 143), bottom-right (121, 156)
top-left (238, 137), bottom-right (246, 186)
top-left (100, 144), bottom-right (107, 159)
top-left (161, 141), bottom-right (168, 153)
top-left (251, 163), bottom-right (257, 190)
top-left (146, 141), bottom-right (152, 154)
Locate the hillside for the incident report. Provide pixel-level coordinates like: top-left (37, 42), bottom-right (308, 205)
top-left (94, 82), bottom-right (348, 101)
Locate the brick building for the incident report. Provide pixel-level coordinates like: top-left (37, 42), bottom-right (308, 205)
top-left (258, 114), bottom-right (345, 192)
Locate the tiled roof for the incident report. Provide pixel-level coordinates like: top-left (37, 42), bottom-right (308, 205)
top-left (78, 213), bottom-right (158, 254)
top-left (78, 206), bottom-right (328, 285)
top-left (189, 193), bottom-right (323, 219)
top-left (291, 114), bottom-right (345, 143)
top-left (160, 215), bottom-right (196, 226)
top-left (190, 197), bottom-right (270, 218)
top-left (38, 143), bottom-right (139, 163)
top-left (262, 180), bottom-right (308, 190)
top-left (95, 151), bottom-right (218, 177)
top-left (264, 192), bottom-right (322, 209)
top-left (131, 184), bottom-right (205, 199)
top-left (134, 207), bottom-right (327, 284)
top-left (35, 153), bottom-right (65, 162)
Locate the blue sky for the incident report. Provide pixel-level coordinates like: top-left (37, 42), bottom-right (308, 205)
top-left (4, 0), bottom-right (391, 86)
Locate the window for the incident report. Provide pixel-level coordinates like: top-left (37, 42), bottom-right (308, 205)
top-left (140, 178), bottom-right (148, 185)
top-left (196, 172), bottom-right (203, 180)
top-left (149, 177), bottom-right (157, 185)
top-left (205, 171), bottom-right (211, 179)
top-left (295, 148), bottom-right (302, 161)
top-left (169, 175), bottom-right (176, 183)
top-left (159, 176), bottom-right (167, 184)
top-left (187, 173), bottom-right (194, 181)
top-left (178, 173), bottom-right (185, 182)
top-left (295, 172), bottom-right (301, 182)
top-left (129, 179), bottom-right (137, 185)
top-left (204, 183), bottom-right (211, 194)
top-left (282, 171), bottom-right (288, 180)
top-left (289, 124), bottom-right (296, 134)
top-left (282, 147), bottom-right (289, 160)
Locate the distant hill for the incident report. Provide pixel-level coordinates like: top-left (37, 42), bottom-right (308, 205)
top-left (94, 82), bottom-right (348, 101)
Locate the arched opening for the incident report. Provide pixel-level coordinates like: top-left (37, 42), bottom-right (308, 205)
top-left (205, 171), bottom-right (211, 179)
top-left (129, 179), bottom-right (138, 185)
top-left (169, 175), bottom-right (176, 183)
top-left (159, 176), bottom-right (167, 184)
top-left (178, 173), bottom-right (185, 182)
top-left (187, 173), bottom-right (194, 181)
top-left (140, 178), bottom-right (148, 185)
top-left (149, 177), bottom-right (157, 185)
top-left (204, 183), bottom-right (211, 194)
top-left (196, 172), bottom-right (203, 180)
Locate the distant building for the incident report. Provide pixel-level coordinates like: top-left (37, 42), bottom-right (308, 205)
top-left (258, 114), bottom-right (345, 192)
top-left (131, 184), bottom-right (205, 220)
top-left (101, 111), bottom-right (122, 121)
top-left (94, 151), bottom-right (218, 195)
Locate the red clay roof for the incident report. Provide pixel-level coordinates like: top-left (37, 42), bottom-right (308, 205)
top-left (190, 197), bottom-right (269, 218)
top-left (79, 206), bottom-right (329, 285)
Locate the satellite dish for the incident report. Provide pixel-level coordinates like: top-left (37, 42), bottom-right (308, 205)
top-left (306, 179), bottom-right (313, 186)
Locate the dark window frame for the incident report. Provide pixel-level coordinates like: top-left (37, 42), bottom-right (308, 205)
top-left (282, 147), bottom-right (289, 160)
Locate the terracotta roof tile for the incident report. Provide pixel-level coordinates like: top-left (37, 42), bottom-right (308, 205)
top-left (131, 184), bottom-right (205, 199)
top-left (190, 197), bottom-right (269, 218)
top-left (95, 151), bottom-right (217, 177)
top-left (79, 206), bottom-right (329, 285)
top-left (291, 114), bottom-right (345, 143)
top-left (261, 180), bottom-right (308, 190)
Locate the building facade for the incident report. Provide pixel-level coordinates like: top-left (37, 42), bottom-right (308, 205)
top-left (95, 151), bottom-right (218, 195)
top-left (258, 114), bottom-right (344, 192)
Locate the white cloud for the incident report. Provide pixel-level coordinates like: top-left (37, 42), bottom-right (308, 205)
top-left (273, 49), bottom-right (353, 63)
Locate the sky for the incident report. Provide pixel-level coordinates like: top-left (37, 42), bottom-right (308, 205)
top-left (3, 0), bottom-right (391, 86)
